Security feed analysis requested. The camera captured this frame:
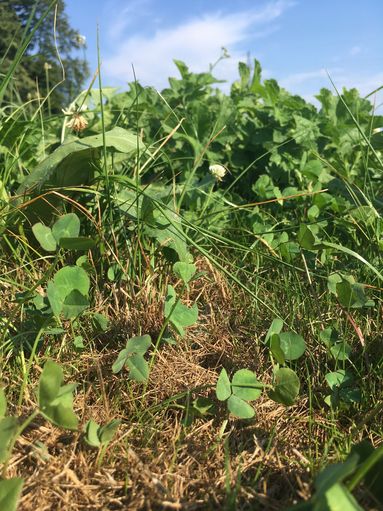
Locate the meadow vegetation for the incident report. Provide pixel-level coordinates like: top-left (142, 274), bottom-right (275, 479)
top-left (0, 19), bottom-right (382, 511)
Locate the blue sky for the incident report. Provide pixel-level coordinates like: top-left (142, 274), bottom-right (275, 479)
top-left (66, 0), bottom-right (383, 107)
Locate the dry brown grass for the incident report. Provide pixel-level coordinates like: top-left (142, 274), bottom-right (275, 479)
top-left (2, 258), bottom-right (382, 510)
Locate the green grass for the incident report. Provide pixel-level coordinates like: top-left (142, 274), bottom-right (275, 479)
top-left (0, 40), bottom-right (382, 511)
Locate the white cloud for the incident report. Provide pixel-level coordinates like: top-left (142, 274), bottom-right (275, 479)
top-left (279, 68), bottom-right (383, 111)
top-left (103, 1), bottom-right (294, 89)
top-left (279, 69), bottom-right (329, 88)
top-left (106, 0), bottom-right (154, 40)
top-left (283, 68), bottom-right (383, 96)
top-left (349, 45), bottom-right (362, 56)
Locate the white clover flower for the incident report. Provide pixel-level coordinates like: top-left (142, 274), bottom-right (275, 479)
top-left (209, 164), bottom-right (227, 182)
top-left (62, 109), bottom-right (87, 133)
top-left (65, 113), bottom-right (88, 133)
top-left (62, 103), bottom-right (88, 133)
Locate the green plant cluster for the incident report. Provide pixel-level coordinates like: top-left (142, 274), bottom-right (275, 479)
top-left (0, 35), bottom-right (382, 509)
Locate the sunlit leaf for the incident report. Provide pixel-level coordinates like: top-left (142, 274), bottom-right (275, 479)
top-left (126, 354), bottom-right (149, 382)
top-left (279, 332), bottom-right (306, 360)
top-left (216, 368), bottom-right (231, 401)
top-left (32, 223), bottom-right (57, 252)
top-left (227, 395), bottom-right (255, 419)
top-left (0, 478), bottom-right (24, 511)
top-left (231, 369), bottom-right (262, 401)
top-left (52, 213), bottom-right (80, 242)
top-left (38, 360), bottom-right (78, 430)
top-left (173, 261), bottom-right (196, 285)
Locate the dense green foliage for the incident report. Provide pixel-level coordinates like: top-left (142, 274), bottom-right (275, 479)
top-left (0, 44), bottom-right (382, 510)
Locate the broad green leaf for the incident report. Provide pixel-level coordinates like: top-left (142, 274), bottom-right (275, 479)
top-left (58, 237), bottom-right (96, 250)
top-left (336, 279), bottom-right (371, 309)
top-left (164, 285), bottom-right (198, 337)
top-left (47, 266), bottom-right (90, 318)
top-left (76, 255), bottom-right (92, 270)
top-left (125, 335), bottom-right (152, 355)
top-left (250, 58), bottom-right (263, 94)
top-left (0, 387), bottom-right (6, 418)
top-left (298, 224), bottom-right (320, 250)
top-left (142, 196), bottom-right (192, 263)
top-left (17, 127), bottom-right (143, 195)
top-left (349, 442), bottom-right (383, 504)
top-left (170, 301), bottom-right (198, 337)
top-left (52, 213), bottom-right (80, 242)
top-left (107, 265), bottom-right (117, 281)
top-left (270, 334), bottom-right (285, 364)
top-left (307, 205), bottom-right (320, 221)
top-left (349, 205), bottom-right (379, 227)
top-left (46, 281), bottom-right (62, 316)
top-left (52, 265), bottom-right (90, 295)
top-left (92, 313), bottom-right (109, 332)
top-left (112, 348), bottom-right (129, 374)
top-left (216, 368), bottom-right (231, 401)
top-left (174, 59), bottom-right (189, 79)
top-left (316, 455), bottom-right (360, 495)
top-left (84, 419), bottom-right (120, 448)
top-left (325, 370), bottom-right (347, 390)
top-left (84, 419), bottom-right (101, 447)
top-left (173, 261), bottom-right (196, 285)
top-left (126, 354), bottom-right (149, 382)
top-left (38, 360), bottom-right (78, 430)
top-left (323, 483), bottom-right (363, 510)
top-left (265, 318), bottom-right (284, 344)
top-left (325, 370), bottom-right (360, 405)
top-left (227, 395), bottom-right (255, 419)
top-left (319, 327), bottom-right (339, 348)
top-left (231, 369), bottom-right (262, 401)
top-left (61, 290), bottom-right (89, 319)
top-left (0, 417), bottom-right (19, 463)
top-left (99, 419), bottom-right (120, 444)
top-left (339, 386), bottom-right (361, 404)
top-left (302, 160), bottom-right (326, 181)
top-left (0, 478), bottom-right (24, 511)
top-left (330, 342), bottom-right (352, 361)
top-left (327, 273), bottom-right (342, 294)
top-left (32, 223), bottom-right (57, 252)
top-left (279, 332), bottom-right (306, 360)
top-left (269, 368), bottom-right (300, 406)
top-left (112, 335), bottom-right (152, 374)
top-left (73, 335), bottom-right (85, 349)
top-left (38, 360), bottom-right (61, 406)
top-left (238, 61), bottom-right (251, 88)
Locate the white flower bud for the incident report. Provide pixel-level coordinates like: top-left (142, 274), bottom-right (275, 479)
top-left (209, 164), bottom-right (227, 181)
